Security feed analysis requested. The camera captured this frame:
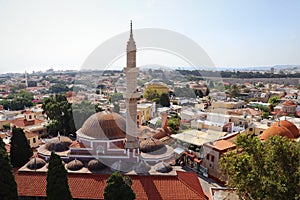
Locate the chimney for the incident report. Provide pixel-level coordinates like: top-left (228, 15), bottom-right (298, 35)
top-left (161, 112), bottom-right (168, 129)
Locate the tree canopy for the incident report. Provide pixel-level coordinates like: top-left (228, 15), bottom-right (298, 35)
top-left (0, 90), bottom-right (34, 110)
top-left (46, 152), bottom-right (72, 200)
top-left (42, 94), bottom-right (76, 136)
top-left (49, 83), bottom-right (70, 93)
top-left (144, 89), bottom-right (159, 101)
top-left (104, 171), bottom-right (135, 200)
top-left (110, 93), bottom-right (123, 103)
top-left (72, 100), bottom-right (101, 130)
top-left (159, 93), bottom-right (170, 107)
top-left (268, 95), bottom-right (281, 106)
top-left (173, 87), bottom-right (196, 98)
top-left (220, 133), bottom-right (300, 200)
top-left (226, 84), bottom-right (240, 98)
top-left (10, 127), bottom-right (33, 167)
top-left (0, 138), bottom-right (18, 200)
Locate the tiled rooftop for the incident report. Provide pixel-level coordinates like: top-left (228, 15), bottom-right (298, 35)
top-left (15, 170), bottom-right (206, 200)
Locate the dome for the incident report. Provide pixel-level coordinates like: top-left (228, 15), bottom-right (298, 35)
top-left (111, 160), bottom-right (132, 172)
top-left (45, 136), bottom-right (72, 152)
top-left (26, 157), bottom-right (46, 170)
top-left (279, 120), bottom-right (300, 138)
top-left (154, 161), bottom-right (172, 173)
top-left (140, 138), bottom-right (165, 153)
top-left (133, 159), bottom-right (151, 174)
top-left (66, 159), bottom-right (84, 171)
top-left (87, 159), bottom-right (106, 171)
top-left (79, 112), bottom-right (126, 140)
top-left (260, 120), bottom-right (299, 141)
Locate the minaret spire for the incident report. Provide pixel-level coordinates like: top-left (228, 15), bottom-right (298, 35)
top-left (130, 20), bottom-right (133, 36)
top-left (127, 20), bottom-right (136, 54)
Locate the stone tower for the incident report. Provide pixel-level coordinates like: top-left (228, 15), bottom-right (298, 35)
top-left (124, 21), bottom-right (139, 150)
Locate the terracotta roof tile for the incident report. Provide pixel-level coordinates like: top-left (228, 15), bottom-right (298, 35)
top-left (15, 171), bottom-right (206, 199)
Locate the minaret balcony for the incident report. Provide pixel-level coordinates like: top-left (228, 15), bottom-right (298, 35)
top-left (124, 67), bottom-right (139, 73)
top-left (123, 91), bottom-right (141, 99)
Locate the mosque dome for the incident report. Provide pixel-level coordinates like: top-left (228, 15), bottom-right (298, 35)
top-left (26, 157), bottom-right (46, 170)
top-left (79, 112), bottom-right (126, 140)
top-left (87, 159), bottom-right (106, 171)
top-left (139, 138), bottom-right (165, 153)
top-left (279, 120), bottom-right (300, 138)
top-left (66, 159), bottom-right (84, 171)
top-left (45, 136), bottom-right (73, 152)
top-left (260, 120), bottom-right (300, 141)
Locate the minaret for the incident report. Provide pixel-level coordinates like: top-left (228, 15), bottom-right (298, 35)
top-left (124, 21), bottom-right (139, 150)
top-left (25, 70), bottom-right (28, 88)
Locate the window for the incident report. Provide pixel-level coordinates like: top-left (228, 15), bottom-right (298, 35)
top-left (211, 155), bottom-right (215, 162)
top-left (33, 138), bottom-right (36, 143)
top-left (206, 154), bottom-right (209, 160)
top-left (249, 128), bottom-right (253, 132)
top-left (29, 115), bottom-right (32, 119)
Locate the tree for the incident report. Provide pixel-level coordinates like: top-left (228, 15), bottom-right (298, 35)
top-left (0, 90), bottom-right (34, 110)
top-left (0, 138), bottom-right (18, 200)
top-left (10, 127), bottom-right (33, 167)
top-left (159, 93), bottom-right (170, 107)
top-left (3, 123), bottom-right (10, 130)
top-left (268, 95), bottom-right (280, 106)
top-left (49, 83), bottom-right (69, 93)
top-left (42, 94), bottom-right (76, 136)
top-left (144, 89), bottom-right (159, 101)
top-left (168, 114), bottom-right (181, 134)
top-left (194, 89), bottom-right (204, 98)
top-left (113, 103), bottom-right (120, 113)
top-left (72, 101), bottom-right (99, 130)
top-left (226, 85), bottom-right (240, 98)
top-left (220, 134), bottom-right (300, 200)
top-left (174, 87), bottom-right (196, 98)
top-left (104, 171), bottom-right (135, 200)
top-left (205, 87), bottom-right (210, 96)
top-left (46, 152), bottom-right (72, 200)
top-left (110, 93), bottom-right (123, 103)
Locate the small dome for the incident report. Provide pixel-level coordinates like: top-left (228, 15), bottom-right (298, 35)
top-left (45, 136), bottom-right (72, 152)
top-left (140, 138), bottom-right (164, 153)
top-left (133, 159), bottom-right (151, 174)
top-left (87, 159), bottom-right (106, 171)
top-left (110, 160), bottom-right (132, 172)
top-left (79, 112), bottom-right (126, 140)
top-left (26, 157), bottom-right (46, 170)
top-left (66, 159), bottom-right (84, 171)
top-left (154, 161), bottom-right (172, 173)
top-left (260, 120), bottom-right (299, 141)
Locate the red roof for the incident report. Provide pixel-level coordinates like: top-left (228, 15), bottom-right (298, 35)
top-left (205, 140), bottom-right (236, 152)
top-left (15, 170), bottom-right (206, 200)
top-left (282, 100), bottom-right (296, 106)
top-left (10, 118), bottom-right (44, 128)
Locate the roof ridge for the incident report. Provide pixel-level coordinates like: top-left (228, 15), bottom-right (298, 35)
top-left (176, 171), bottom-right (206, 199)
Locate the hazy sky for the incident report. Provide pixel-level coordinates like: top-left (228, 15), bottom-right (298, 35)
top-left (0, 0), bottom-right (300, 73)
